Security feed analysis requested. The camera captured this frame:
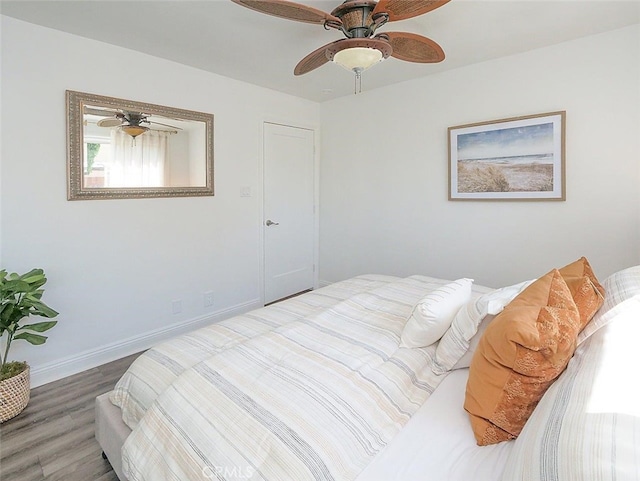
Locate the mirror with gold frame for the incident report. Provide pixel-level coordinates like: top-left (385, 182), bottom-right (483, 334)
top-left (66, 90), bottom-right (214, 200)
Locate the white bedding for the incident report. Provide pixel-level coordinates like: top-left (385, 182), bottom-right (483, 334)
top-left (104, 266), bottom-right (640, 481)
top-left (356, 368), bottom-right (513, 481)
top-left (113, 275), bottom-right (493, 481)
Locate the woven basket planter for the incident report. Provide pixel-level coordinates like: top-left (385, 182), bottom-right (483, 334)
top-left (0, 365), bottom-right (30, 423)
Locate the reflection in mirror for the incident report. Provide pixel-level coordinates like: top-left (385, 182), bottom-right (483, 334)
top-left (67, 91), bottom-right (214, 200)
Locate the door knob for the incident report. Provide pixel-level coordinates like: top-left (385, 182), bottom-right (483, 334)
top-left (265, 219), bottom-right (279, 226)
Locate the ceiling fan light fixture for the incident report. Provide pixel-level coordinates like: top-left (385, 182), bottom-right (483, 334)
top-left (332, 47), bottom-right (384, 72)
top-left (327, 38), bottom-right (392, 72)
top-left (326, 38), bottom-right (392, 93)
top-left (121, 125), bottom-right (149, 138)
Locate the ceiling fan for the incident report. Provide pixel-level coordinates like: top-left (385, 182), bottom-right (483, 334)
top-left (231, 0), bottom-right (450, 91)
top-left (88, 108), bottom-right (182, 138)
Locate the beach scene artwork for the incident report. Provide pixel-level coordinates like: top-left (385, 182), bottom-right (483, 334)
top-left (449, 112), bottom-right (565, 200)
top-left (457, 122), bottom-right (553, 193)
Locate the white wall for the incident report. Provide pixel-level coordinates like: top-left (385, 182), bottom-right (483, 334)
top-left (319, 25), bottom-right (640, 288)
top-left (3, 16), bottom-right (638, 387)
top-left (0, 16), bottom-right (320, 386)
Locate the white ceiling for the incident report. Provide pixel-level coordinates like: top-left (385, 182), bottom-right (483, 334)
top-left (1, 0), bottom-right (638, 102)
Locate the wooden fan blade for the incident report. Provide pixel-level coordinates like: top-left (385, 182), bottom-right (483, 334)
top-left (294, 39), bottom-right (344, 76)
top-left (373, 0), bottom-right (450, 22)
top-left (381, 32), bottom-right (445, 63)
top-left (97, 118), bottom-right (123, 128)
top-left (149, 120), bottom-right (183, 130)
top-left (231, 0), bottom-right (341, 26)
top-left (84, 106), bottom-right (118, 116)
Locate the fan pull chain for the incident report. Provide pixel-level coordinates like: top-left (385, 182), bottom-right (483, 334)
top-left (354, 68), bottom-right (363, 95)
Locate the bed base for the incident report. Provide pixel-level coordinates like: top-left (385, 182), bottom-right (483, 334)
top-left (95, 391), bottom-right (131, 481)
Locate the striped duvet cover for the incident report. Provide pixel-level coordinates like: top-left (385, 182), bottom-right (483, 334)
top-left (114, 275), bottom-right (466, 481)
top-left (110, 275), bottom-right (400, 431)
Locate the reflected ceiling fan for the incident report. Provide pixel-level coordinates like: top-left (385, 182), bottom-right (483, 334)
top-left (231, 0), bottom-right (450, 91)
top-left (89, 108), bottom-right (182, 138)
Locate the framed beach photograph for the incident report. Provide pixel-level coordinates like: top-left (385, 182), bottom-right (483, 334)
top-left (448, 111), bottom-right (566, 201)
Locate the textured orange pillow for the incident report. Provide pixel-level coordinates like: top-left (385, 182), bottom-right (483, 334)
top-left (558, 257), bottom-right (605, 330)
top-left (464, 269), bottom-right (581, 446)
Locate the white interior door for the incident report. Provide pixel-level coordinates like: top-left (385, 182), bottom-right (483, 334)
top-left (263, 122), bottom-right (315, 304)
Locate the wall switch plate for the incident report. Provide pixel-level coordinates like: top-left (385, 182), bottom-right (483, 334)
top-left (171, 300), bottom-right (182, 314)
top-left (204, 291), bottom-right (214, 307)
top-left (240, 186), bottom-right (251, 197)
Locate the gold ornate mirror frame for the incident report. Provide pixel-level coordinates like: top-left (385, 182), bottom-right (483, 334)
top-left (66, 90), bottom-right (214, 200)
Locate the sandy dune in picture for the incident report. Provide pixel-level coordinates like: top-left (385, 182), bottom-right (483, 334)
top-left (455, 120), bottom-right (557, 193)
top-left (457, 158), bottom-right (553, 193)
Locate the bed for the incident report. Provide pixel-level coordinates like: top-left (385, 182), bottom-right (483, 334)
top-left (96, 263), bottom-right (640, 481)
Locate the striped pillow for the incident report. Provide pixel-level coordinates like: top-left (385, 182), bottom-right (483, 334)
top-left (432, 280), bottom-right (533, 374)
top-left (578, 265), bottom-right (640, 344)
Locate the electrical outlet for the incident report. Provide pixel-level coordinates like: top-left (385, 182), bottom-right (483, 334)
top-left (204, 291), bottom-right (214, 308)
top-left (172, 300), bottom-right (182, 314)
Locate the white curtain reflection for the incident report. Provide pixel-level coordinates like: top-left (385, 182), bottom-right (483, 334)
top-left (105, 130), bottom-right (168, 187)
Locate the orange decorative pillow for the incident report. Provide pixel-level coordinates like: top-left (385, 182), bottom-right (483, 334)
top-left (464, 269), bottom-right (581, 446)
top-left (558, 257), bottom-right (605, 331)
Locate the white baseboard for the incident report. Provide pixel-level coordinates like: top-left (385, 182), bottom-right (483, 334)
top-left (318, 279), bottom-right (333, 288)
top-left (30, 298), bottom-right (263, 388)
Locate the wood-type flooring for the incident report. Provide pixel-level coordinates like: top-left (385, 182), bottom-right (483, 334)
top-left (0, 353), bottom-right (139, 481)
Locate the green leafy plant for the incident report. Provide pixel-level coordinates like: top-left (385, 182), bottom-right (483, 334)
top-left (0, 268), bottom-right (58, 377)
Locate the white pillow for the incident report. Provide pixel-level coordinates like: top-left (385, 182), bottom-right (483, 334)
top-left (400, 278), bottom-right (473, 348)
top-left (578, 265), bottom-right (640, 344)
top-left (432, 279), bottom-right (534, 374)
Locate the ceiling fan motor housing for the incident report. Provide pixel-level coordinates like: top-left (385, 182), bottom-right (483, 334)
top-left (123, 112), bottom-right (149, 126)
top-left (331, 1), bottom-right (386, 38)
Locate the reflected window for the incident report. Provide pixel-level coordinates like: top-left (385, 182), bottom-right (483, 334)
top-left (67, 90), bottom-right (213, 200)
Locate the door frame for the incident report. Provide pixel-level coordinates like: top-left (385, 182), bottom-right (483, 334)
top-left (258, 118), bottom-right (320, 305)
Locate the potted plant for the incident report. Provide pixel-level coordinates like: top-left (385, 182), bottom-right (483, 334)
top-left (0, 268), bottom-right (58, 422)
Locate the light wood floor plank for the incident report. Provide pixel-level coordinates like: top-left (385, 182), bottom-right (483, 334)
top-left (0, 352), bottom-right (140, 481)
